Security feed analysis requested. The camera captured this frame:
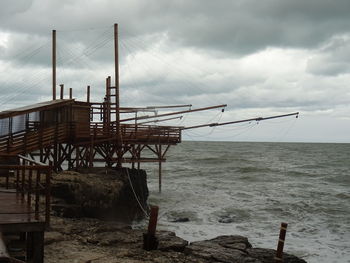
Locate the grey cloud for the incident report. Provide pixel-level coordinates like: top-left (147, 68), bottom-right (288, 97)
top-left (0, 0), bottom-right (33, 17)
top-left (1, 0), bottom-right (350, 55)
top-left (307, 35), bottom-right (350, 76)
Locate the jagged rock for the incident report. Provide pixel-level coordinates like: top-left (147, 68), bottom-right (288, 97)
top-left (185, 235), bottom-right (259, 263)
top-left (45, 217), bottom-right (307, 263)
top-left (247, 248), bottom-right (307, 263)
top-left (158, 231), bottom-right (189, 252)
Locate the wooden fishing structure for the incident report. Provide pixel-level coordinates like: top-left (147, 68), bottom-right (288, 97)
top-left (0, 23), bottom-right (299, 261)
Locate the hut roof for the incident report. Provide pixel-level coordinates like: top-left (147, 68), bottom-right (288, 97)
top-left (0, 99), bottom-right (74, 119)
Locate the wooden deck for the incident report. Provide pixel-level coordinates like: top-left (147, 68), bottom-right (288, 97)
top-left (0, 189), bottom-right (39, 224)
top-left (0, 189), bottom-right (46, 262)
top-left (0, 156), bottom-right (51, 263)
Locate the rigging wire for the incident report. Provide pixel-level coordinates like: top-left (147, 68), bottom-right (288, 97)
top-left (0, 28), bottom-right (115, 107)
top-left (124, 35), bottom-right (226, 107)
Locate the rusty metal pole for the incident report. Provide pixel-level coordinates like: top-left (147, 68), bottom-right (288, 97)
top-left (275, 222), bottom-right (288, 262)
top-left (52, 30), bottom-right (56, 100)
top-left (114, 23), bottom-right (122, 168)
top-left (143, 205), bottom-right (159, 251)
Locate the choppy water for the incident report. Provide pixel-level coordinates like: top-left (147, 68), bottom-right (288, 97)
top-left (139, 141), bottom-right (350, 263)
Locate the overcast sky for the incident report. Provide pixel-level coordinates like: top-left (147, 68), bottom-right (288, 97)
top-left (0, 0), bottom-right (349, 143)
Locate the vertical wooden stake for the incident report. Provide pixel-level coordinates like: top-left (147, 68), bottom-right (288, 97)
top-left (275, 222), bottom-right (288, 262)
top-left (69, 88), bottom-right (72, 99)
top-left (143, 205), bottom-right (159, 251)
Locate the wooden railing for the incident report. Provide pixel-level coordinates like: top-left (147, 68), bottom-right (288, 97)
top-left (0, 123), bottom-right (70, 155)
top-left (0, 155), bottom-right (52, 226)
top-left (0, 120), bottom-right (181, 155)
top-left (75, 122), bottom-right (182, 144)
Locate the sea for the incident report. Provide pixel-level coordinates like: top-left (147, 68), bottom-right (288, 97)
top-left (137, 141), bottom-right (350, 263)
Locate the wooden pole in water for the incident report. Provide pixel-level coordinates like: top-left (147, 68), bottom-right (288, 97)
top-left (52, 30), bottom-right (56, 100)
top-left (275, 222), bottom-right (288, 262)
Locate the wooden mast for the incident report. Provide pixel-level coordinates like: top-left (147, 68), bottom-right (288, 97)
top-left (114, 23), bottom-right (122, 168)
top-left (52, 30), bottom-right (56, 100)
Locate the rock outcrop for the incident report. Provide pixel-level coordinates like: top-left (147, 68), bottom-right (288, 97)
top-left (50, 168), bottom-right (148, 222)
top-left (45, 217), bottom-right (307, 263)
top-left (185, 235), bottom-right (306, 263)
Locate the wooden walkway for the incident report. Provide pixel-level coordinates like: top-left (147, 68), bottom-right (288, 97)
top-left (0, 189), bottom-right (38, 224)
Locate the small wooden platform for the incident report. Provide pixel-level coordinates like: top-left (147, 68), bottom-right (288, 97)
top-left (0, 189), bottom-right (39, 225)
top-left (0, 188), bottom-right (45, 263)
top-left (0, 156), bottom-right (51, 263)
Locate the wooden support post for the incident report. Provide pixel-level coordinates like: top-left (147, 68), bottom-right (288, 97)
top-left (27, 169), bottom-right (33, 207)
top-left (6, 171), bottom-right (13, 189)
top-left (60, 84), bottom-right (64, 99)
top-left (131, 145), bottom-right (135, 169)
top-left (89, 134), bottom-right (94, 168)
top-left (76, 146), bottom-right (79, 170)
top-left (35, 170), bottom-right (41, 220)
top-left (158, 161), bottom-right (162, 193)
top-left (27, 231), bottom-right (44, 263)
top-left (21, 159), bottom-right (25, 202)
top-left (53, 112), bottom-right (58, 172)
top-left (16, 169), bottom-right (19, 191)
top-left (45, 162), bottom-right (52, 227)
top-left (69, 88), bottom-right (72, 99)
top-left (275, 222), bottom-right (288, 262)
top-left (52, 30), bottom-right (56, 100)
top-left (158, 145), bottom-right (162, 193)
top-left (143, 205), bottom-right (159, 251)
top-left (137, 146), bottom-right (141, 170)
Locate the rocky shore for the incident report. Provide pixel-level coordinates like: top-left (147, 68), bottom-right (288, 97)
top-left (45, 168), bottom-right (307, 263)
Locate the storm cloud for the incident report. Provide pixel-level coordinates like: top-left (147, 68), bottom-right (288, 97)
top-left (0, 0), bottom-right (349, 142)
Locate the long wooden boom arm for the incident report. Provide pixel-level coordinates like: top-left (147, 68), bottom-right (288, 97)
top-left (119, 104), bottom-right (227, 123)
top-left (182, 112), bottom-right (299, 130)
